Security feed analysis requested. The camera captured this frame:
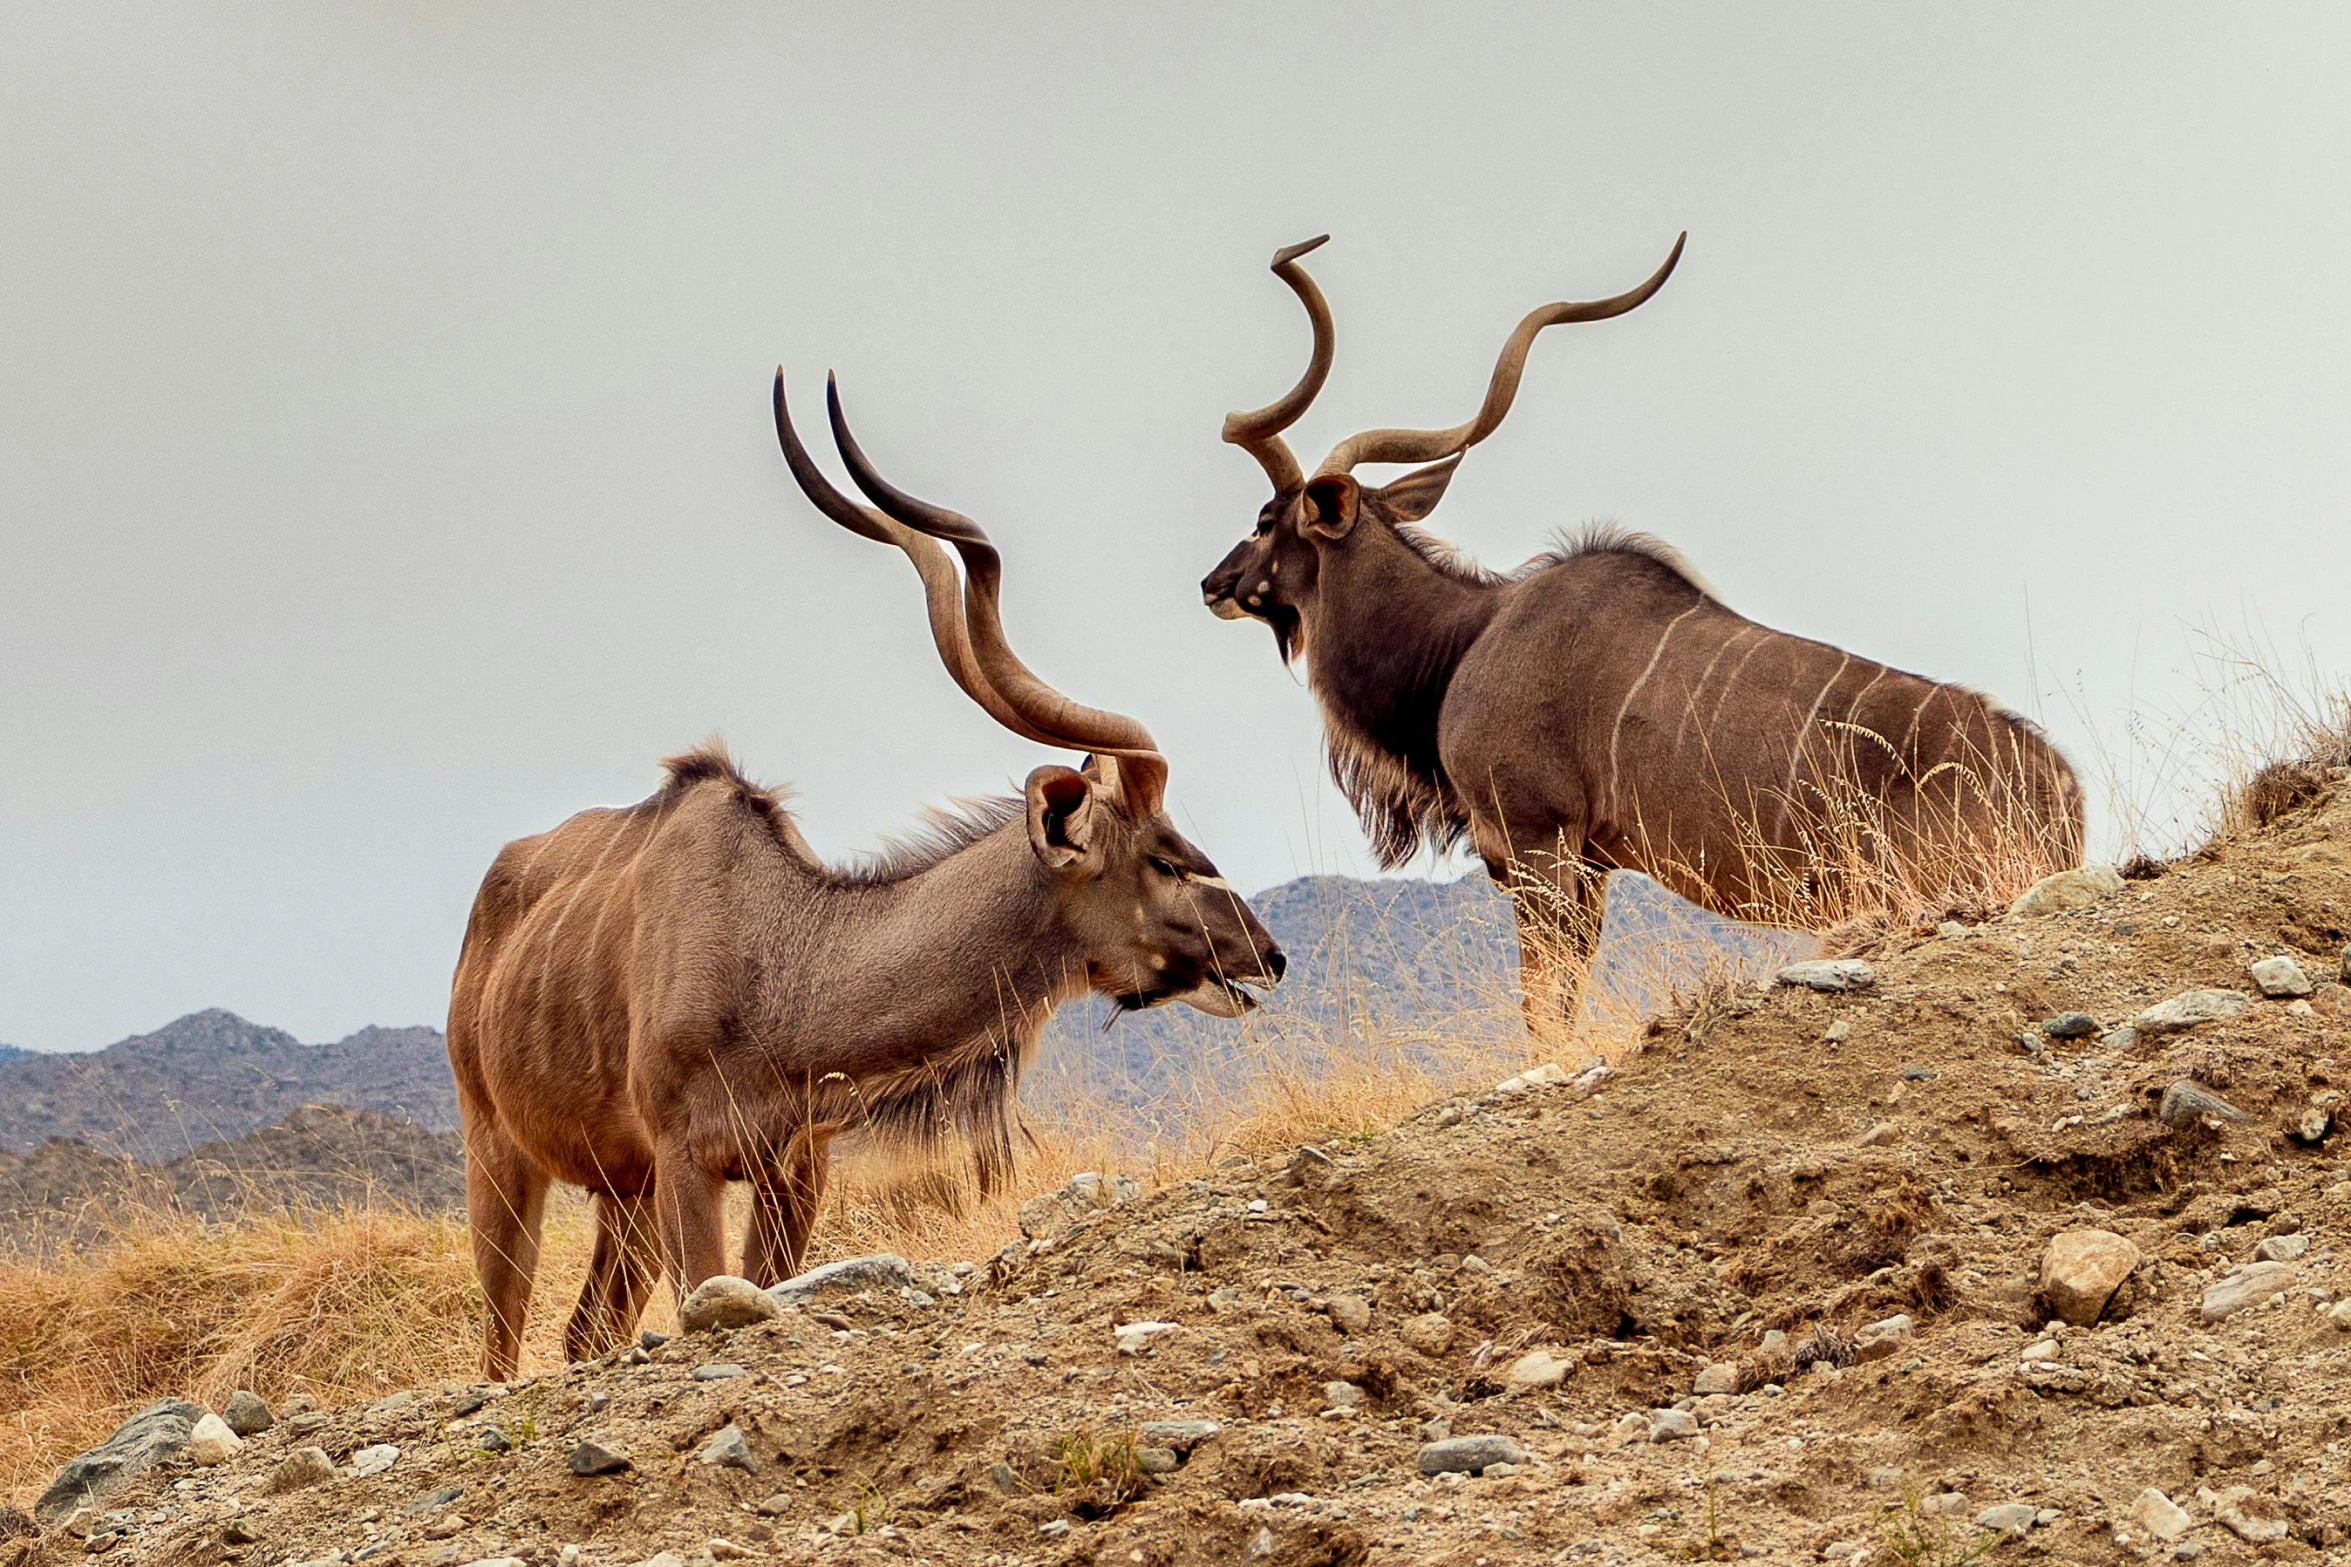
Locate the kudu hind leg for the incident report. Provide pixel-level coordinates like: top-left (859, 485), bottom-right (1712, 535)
top-left (464, 1122), bottom-right (550, 1382)
top-left (563, 1191), bottom-right (656, 1362)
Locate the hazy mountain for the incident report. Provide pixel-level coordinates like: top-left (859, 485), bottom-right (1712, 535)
top-left (0, 871), bottom-right (1795, 1162)
top-left (0, 1010), bottom-right (455, 1160)
top-left (0, 1044), bottom-right (28, 1063)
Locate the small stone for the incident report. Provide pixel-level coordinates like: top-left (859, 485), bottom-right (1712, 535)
top-left (1919, 1492), bottom-right (1969, 1518)
top-left (680, 1275), bottom-right (782, 1332)
top-left (691, 1363), bottom-right (746, 1381)
top-left (401, 1486), bottom-right (463, 1520)
top-left (1416, 1435), bottom-right (1525, 1475)
top-left (1823, 1019), bottom-right (1851, 1043)
top-left (2010, 864), bottom-right (2124, 917)
top-left (1776, 958), bottom-right (1875, 992)
top-left (1865, 1465), bottom-right (1906, 1490)
top-left (1322, 1381), bottom-right (1364, 1409)
top-left (1607, 1412), bottom-right (1647, 1444)
top-left (2039, 1228), bottom-right (2140, 1325)
top-left (1400, 1313), bottom-right (1455, 1356)
top-left (1325, 1294), bottom-right (1372, 1335)
top-left (470, 1424), bottom-right (511, 1453)
top-left (2201, 1261), bottom-right (2297, 1321)
top-left (567, 1440), bottom-right (633, 1477)
top-left (1851, 1314), bottom-right (1914, 1361)
top-left (2129, 1488), bottom-right (2193, 1542)
top-left (2254, 1232), bottom-right (2308, 1262)
top-left (1859, 1120), bottom-right (1898, 1147)
top-left (2020, 1339), bottom-right (2059, 1364)
top-left (1648, 1408), bottom-right (1701, 1442)
top-left (1504, 1349), bottom-right (1572, 1391)
top-left (1495, 1062), bottom-right (1569, 1093)
top-left (2330, 1299), bottom-right (2351, 1330)
top-left (221, 1390), bottom-right (274, 1437)
top-left (1038, 1518), bottom-right (1071, 1538)
top-left (186, 1414), bottom-right (241, 1467)
top-left (1482, 1460), bottom-right (1521, 1478)
top-left (698, 1424), bottom-right (759, 1474)
top-left (1692, 1362), bottom-right (1741, 1396)
top-left (2211, 1485), bottom-right (2289, 1542)
top-left (708, 1543), bottom-right (753, 1563)
top-left (2137, 989), bottom-right (2250, 1034)
top-left (1137, 1446), bottom-right (1180, 1474)
top-left (2159, 1079), bottom-right (2248, 1126)
top-left (2250, 955), bottom-right (2313, 999)
top-left (1137, 1420), bottom-right (1220, 1451)
top-left (1114, 1321), bottom-right (1177, 1356)
top-left (1975, 1503), bottom-right (2038, 1536)
top-left (263, 1447), bottom-right (337, 1494)
top-left (1245, 1525), bottom-right (1275, 1560)
top-left (2296, 1106), bottom-right (2332, 1143)
top-left (638, 1329), bottom-right (669, 1350)
top-left (1758, 1329), bottom-right (1789, 1356)
top-left (2040, 1012), bottom-right (2099, 1040)
top-left (585, 1390), bottom-right (610, 1413)
top-left (350, 1443), bottom-right (399, 1478)
top-left (456, 1558), bottom-right (525, 1567)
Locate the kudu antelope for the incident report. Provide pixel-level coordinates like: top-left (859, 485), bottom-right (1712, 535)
top-left (447, 374), bottom-right (1283, 1378)
top-left (1203, 235), bottom-right (2083, 1027)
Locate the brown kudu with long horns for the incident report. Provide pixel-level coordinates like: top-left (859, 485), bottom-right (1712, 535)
top-left (447, 374), bottom-right (1283, 1378)
top-left (1203, 235), bottom-right (2083, 1028)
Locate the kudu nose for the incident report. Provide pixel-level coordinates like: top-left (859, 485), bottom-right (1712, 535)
top-left (1266, 945), bottom-right (1287, 982)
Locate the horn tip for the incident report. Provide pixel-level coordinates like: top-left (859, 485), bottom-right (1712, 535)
top-left (1273, 234), bottom-right (1330, 268)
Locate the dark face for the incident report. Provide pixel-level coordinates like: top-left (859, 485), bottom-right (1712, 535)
top-left (1024, 766), bottom-right (1286, 1016)
top-left (1200, 490), bottom-right (1319, 662)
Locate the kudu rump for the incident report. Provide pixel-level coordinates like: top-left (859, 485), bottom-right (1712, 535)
top-left (448, 375), bottom-right (1283, 1378)
top-left (1204, 235), bottom-right (2083, 1026)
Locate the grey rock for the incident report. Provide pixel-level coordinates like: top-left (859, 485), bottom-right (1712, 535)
top-left (567, 1440), bottom-right (632, 1477)
top-left (1648, 1408), bottom-right (1701, 1442)
top-left (698, 1424), bottom-right (759, 1475)
top-left (1137, 1420), bottom-right (1220, 1452)
top-left (2211, 1485), bottom-right (2289, 1542)
top-left (1975, 1502), bottom-right (2039, 1536)
top-left (469, 1424), bottom-right (511, 1454)
top-left (398, 1485), bottom-right (463, 1519)
top-left (221, 1389), bottom-right (274, 1437)
top-left (1851, 1313), bottom-right (1914, 1361)
top-left (638, 1329), bottom-right (669, 1350)
top-left (2128, 1489), bottom-right (2192, 1543)
top-left (691, 1363), bottom-right (746, 1381)
top-left (1776, 959), bottom-right (1875, 992)
top-left (2249, 955), bottom-right (2313, 999)
top-left (1416, 1435), bottom-right (1526, 1475)
top-left (766, 1252), bottom-right (911, 1304)
top-left (2159, 1079), bottom-right (2248, 1126)
top-left (1039, 1518), bottom-right (1071, 1538)
top-left (2254, 1232), bottom-right (2308, 1262)
top-left (1324, 1293), bottom-right (1372, 1335)
top-left (1322, 1380), bottom-right (1364, 1409)
top-left (261, 1446), bottom-right (337, 1495)
top-left (2010, 864), bottom-right (2123, 917)
top-left (2200, 1261), bottom-right (2296, 1321)
top-left (35, 1399), bottom-right (198, 1522)
top-left (1692, 1362), bottom-right (1741, 1396)
top-left (2137, 989), bottom-right (2250, 1033)
top-left (680, 1274), bottom-right (781, 1333)
top-left (1137, 1446), bottom-right (1180, 1474)
top-left (2040, 1012), bottom-right (2099, 1040)
top-left (349, 1443), bottom-right (399, 1478)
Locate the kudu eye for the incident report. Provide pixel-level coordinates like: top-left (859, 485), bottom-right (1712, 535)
top-left (1147, 856), bottom-right (1184, 880)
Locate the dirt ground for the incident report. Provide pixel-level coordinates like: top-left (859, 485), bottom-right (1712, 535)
top-left (14, 774), bottom-right (2351, 1567)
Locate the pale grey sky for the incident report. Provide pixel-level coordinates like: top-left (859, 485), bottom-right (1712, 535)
top-left (4, 5), bottom-right (2347, 1051)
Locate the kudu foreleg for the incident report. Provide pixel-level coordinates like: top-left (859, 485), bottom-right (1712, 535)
top-left (649, 1131), bottom-right (730, 1304)
top-left (742, 1121), bottom-right (837, 1287)
top-left (563, 1190), bottom-right (656, 1362)
top-left (463, 1119), bottom-right (550, 1382)
top-left (1498, 844), bottom-right (1607, 1042)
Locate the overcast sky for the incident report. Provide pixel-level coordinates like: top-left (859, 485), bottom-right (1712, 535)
top-left (4, 5), bottom-right (2347, 1051)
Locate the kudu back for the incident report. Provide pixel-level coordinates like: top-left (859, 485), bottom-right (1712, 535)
top-left (448, 375), bottom-right (1283, 1378)
top-left (1203, 235), bottom-right (2082, 1028)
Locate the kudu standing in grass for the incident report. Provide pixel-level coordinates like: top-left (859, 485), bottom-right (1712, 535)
top-left (1203, 235), bottom-right (2083, 1030)
top-left (448, 375), bottom-right (1284, 1378)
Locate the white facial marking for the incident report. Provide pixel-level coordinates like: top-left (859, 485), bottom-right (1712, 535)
top-left (1255, 580), bottom-right (1271, 595)
top-left (1192, 875), bottom-right (1234, 892)
top-left (1246, 593), bottom-right (1262, 607)
top-left (1148, 953), bottom-right (1168, 971)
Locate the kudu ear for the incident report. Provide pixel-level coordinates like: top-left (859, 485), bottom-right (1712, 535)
top-left (1024, 765), bottom-right (1099, 871)
top-left (1373, 455), bottom-right (1462, 523)
top-left (1300, 474), bottom-right (1360, 541)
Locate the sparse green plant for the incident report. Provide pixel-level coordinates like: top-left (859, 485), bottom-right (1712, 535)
top-left (830, 1480), bottom-right (890, 1535)
top-left (1679, 1475), bottom-right (1738, 1560)
top-left (1051, 1426), bottom-right (1148, 1508)
top-left (1880, 1491), bottom-right (2000, 1566)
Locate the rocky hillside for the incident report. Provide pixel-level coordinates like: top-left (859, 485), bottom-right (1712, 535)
top-left (0, 1013), bottom-right (455, 1161)
top-left (20, 768), bottom-right (2351, 1565)
top-left (0, 1105), bottom-right (466, 1247)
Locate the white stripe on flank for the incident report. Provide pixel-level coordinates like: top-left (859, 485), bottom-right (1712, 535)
top-left (1784, 653), bottom-right (1852, 801)
top-left (1609, 601), bottom-right (1705, 818)
top-left (1677, 623), bottom-right (1755, 749)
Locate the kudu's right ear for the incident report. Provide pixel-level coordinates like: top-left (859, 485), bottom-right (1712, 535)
top-left (1024, 765), bottom-right (1099, 871)
top-left (1300, 475), bottom-right (1359, 541)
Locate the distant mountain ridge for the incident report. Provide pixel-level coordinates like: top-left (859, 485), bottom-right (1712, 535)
top-left (0, 871), bottom-right (1796, 1162)
top-left (0, 1045), bottom-right (28, 1064)
top-left (0, 1011), bottom-right (454, 1160)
